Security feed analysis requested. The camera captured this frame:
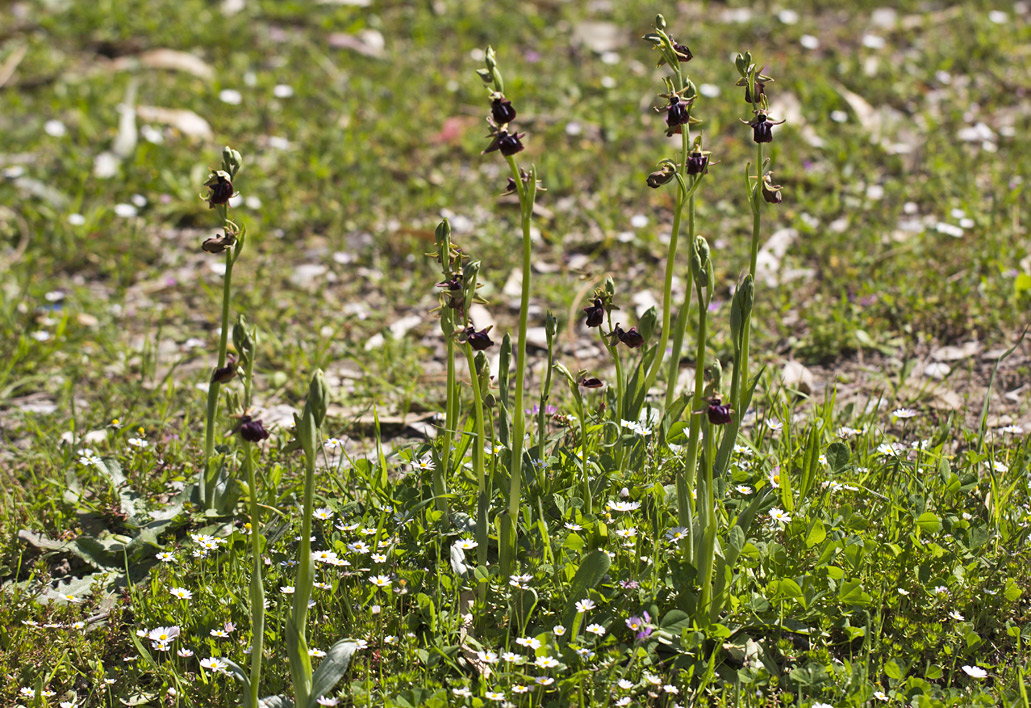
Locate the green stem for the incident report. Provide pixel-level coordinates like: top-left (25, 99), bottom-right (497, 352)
top-left (739, 142), bottom-right (763, 412)
top-left (463, 346), bottom-right (488, 604)
top-left (664, 186), bottom-right (696, 410)
top-left (504, 155), bottom-right (534, 575)
top-left (244, 441), bottom-right (264, 708)
top-left (291, 429), bottom-right (316, 707)
top-left (436, 337), bottom-right (455, 515)
top-left (679, 283), bottom-right (707, 529)
top-left (578, 396), bottom-right (591, 514)
top-left (647, 128), bottom-right (691, 403)
top-left (201, 247), bottom-right (235, 508)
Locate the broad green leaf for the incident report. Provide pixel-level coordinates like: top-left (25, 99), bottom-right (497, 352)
top-left (826, 441), bottom-right (850, 472)
top-left (768, 578), bottom-right (804, 606)
top-left (805, 519), bottom-right (826, 548)
top-left (308, 639), bottom-right (357, 708)
top-left (885, 659), bottom-right (903, 680)
top-left (916, 512), bottom-right (941, 534)
top-left (838, 579), bottom-right (871, 605)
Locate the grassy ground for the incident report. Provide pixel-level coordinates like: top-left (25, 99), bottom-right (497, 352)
top-left (1, 0), bottom-right (1030, 706)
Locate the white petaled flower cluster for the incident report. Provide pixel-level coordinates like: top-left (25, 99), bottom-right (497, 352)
top-left (620, 419), bottom-right (652, 436)
top-left (606, 500), bottom-right (641, 512)
top-left (146, 625), bottom-right (180, 652)
top-left (78, 448), bottom-right (102, 467)
top-left (199, 657), bottom-right (229, 674)
top-left (509, 573), bottom-right (532, 590)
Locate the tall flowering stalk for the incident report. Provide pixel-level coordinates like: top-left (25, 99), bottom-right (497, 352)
top-left (199, 146), bottom-right (244, 509)
top-left (456, 259), bottom-right (492, 603)
top-left (733, 53), bottom-right (783, 415)
top-left (430, 219), bottom-right (462, 517)
top-left (477, 47), bottom-right (538, 576)
top-left (678, 237), bottom-right (713, 534)
top-left (235, 317), bottom-right (267, 708)
top-left (285, 370), bottom-right (328, 708)
top-left (640, 16), bottom-right (708, 410)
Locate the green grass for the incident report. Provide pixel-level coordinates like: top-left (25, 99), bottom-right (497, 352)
top-left (1, 0), bottom-right (1030, 706)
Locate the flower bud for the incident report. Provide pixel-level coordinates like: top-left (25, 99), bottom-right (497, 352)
top-left (204, 171), bottom-right (234, 208)
top-left (583, 298), bottom-right (605, 327)
top-left (490, 95), bottom-right (517, 125)
top-left (238, 416), bottom-right (270, 443)
top-left (646, 164), bottom-right (677, 189)
top-left (222, 146), bottom-right (243, 178)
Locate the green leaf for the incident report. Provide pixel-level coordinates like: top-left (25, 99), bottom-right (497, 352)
top-left (916, 512), bottom-right (941, 533)
top-left (666, 421), bottom-right (689, 445)
top-left (885, 659), bottom-right (903, 680)
top-left (659, 609), bottom-right (691, 635)
top-left (222, 657), bottom-right (253, 708)
top-left (308, 639), bottom-right (357, 708)
top-left (805, 519), bottom-right (826, 548)
top-left (826, 441), bottom-right (850, 472)
top-left (259, 697), bottom-right (294, 708)
top-left (562, 549), bottom-right (610, 632)
top-left (768, 578), bottom-right (804, 606)
top-left (838, 579), bottom-right (871, 605)
top-left (449, 543), bottom-right (470, 577)
top-left (1005, 578), bottom-right (1022, 602)
top-left (96, 457), bottom-right (143, 524)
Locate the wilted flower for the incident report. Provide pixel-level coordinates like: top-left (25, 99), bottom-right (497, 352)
top-left (203, 171), bottom-right (234, 208)
top-left (211, 356), bottom-right (237, 384)
top-left (490, 94), bottom-right (517, 124)
top-left (646, 163), bottom-right (677, 188)
top-left (583, 298), bottom-right (605, 327)
top-left (743, 112), bottom-right (785, 143)
top-left (761, 172), bottom-right (783, 203)
top-left (436, 277), bottom-right (464, 311)
top-left (201, 229), bottom-right (237, 254)
top-left (483, 128), bottom-right (525, 156)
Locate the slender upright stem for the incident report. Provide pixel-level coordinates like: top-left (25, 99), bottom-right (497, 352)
top-left (463, 347), bottom-right (488, 602)
top-left (290, 429), bottom-right (316, 708)
top-left (244, 441), bottom-right (264, 708)
top-left (664, 184), bottom-right (696, 410)
top-left (436, 338), bottom-right (455, 515)
top-left (578, 396), bottom-right (591, 513)
top-left (646, 129), bottom-right (691, 397)
top-left (679, 282), bottom-right (707, 529)
top-left (504, 155), bottom-right (533, 574)
top-left (201, 247), bottom-right (235, 507)
top-left (739, 142), bottom-right (764, 411)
